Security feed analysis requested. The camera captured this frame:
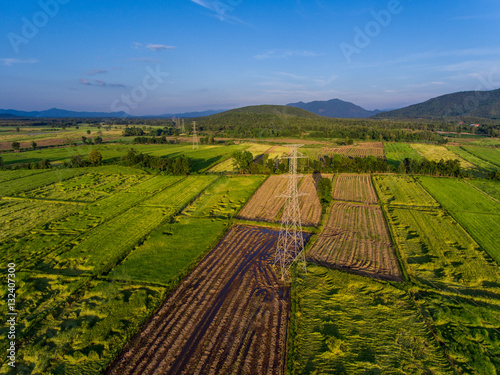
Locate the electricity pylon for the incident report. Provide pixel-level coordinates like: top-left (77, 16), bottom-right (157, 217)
top-left (192, 121), bottom-right (199, 150)
top-left (275, 144), bottom-right (307, 280)
top-left (181, 119), bottom-right (185, 134)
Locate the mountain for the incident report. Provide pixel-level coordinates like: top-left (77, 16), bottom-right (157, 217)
top-left (287, 99), bottom-right (384, 118)
top-left (0, 108), bottom-right (129, 118)
top-left (217, 105), bottom-right (321, 118)
top-left (158, 110), bottom-right (225, 118)
top-left (0, 113), bottom-right (20, 118)
top-left (372, 88), bottom-right (500, 120)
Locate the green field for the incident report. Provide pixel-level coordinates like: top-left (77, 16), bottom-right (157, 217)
top-left (0, 165), bottom-right (265, 373)
top-left (0, 281), bottom-right (165, 375)
top-left (461, 145), bottom-right (500, 167)
top-left (290, 265), bottom-right (453, 374)
top-left (1, 143), bottom-right (246, 172)
top-left (373, 175), bottom-right (439, 207)
top-left (447, 145), bottom-right (498, 175)
top-left (420, 177), bottom-right (500, 264)
top-left (383, 142), bottom-right (422, 167)
top-left (468, 179), bottom-right (500, 201)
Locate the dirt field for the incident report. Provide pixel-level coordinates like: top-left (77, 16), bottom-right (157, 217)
top-left (321, 142), bottom-right (385, 159)
top-left (308, 202), bottom-right (402, 281)
top-left (237, 175), bottom-right (289, 222)
top-left (107, 225), bottom-right (290, 375)
top-left (237, 175), bottom-right (323, 226)
top-left (333, 174), bottom-right (378, 204)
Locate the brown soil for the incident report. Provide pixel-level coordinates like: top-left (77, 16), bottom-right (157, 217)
top-left (308, 202), bottom-right (402, 281)
top-left (237, 175), bottom-right (323, 226)
top-left (106, 225), bottom-right (290, 375)
top-left (333, 174), bottom-right (378, 204)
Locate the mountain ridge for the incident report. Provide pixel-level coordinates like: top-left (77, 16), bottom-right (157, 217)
top-left (287, 98), bottom-right (384, 118)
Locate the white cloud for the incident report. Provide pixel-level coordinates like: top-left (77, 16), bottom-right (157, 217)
top-left (190, 0), bottom-right (246, 23)
top-left (254, 49), bottom-right (323, 60)
top-left (0, 58), bottom-right (37, 66)
top-left (88, 69), bottom-right (108, 76)
top-left (79, 78), bottom-right (125, 88)
top-left (146, 44), bottom-right (176, 51)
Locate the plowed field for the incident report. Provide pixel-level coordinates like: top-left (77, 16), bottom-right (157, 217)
top-left (237, 175), bottom-right (323, 226)
top-left (308, 202), bottom-right (402, 281)
top-left (107, 225), bottom-right (293, 375)
top-left (332, 174), bottom-right (378, 204)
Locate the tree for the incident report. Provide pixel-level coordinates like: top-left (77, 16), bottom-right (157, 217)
top-left (94, 136), bottom-right (103, 144)
top-left (88, 150), bottom-right (103, 165)
top-left (31, 141), bottom-right (37, 150)
top-left (12, 141), bottom-right (20, 150)
top-left (317, 177), bottom-right (332, 206)
top-left (15, 127), bottom-right (20, 132)
top-left (87, 130), bottom-right (91, 135)
top-left (232, 150), bottom-right (254, 173)
top-left (82, 136), bottom-right (87, 144)
top-left (0, 156), bottom-right (3, 168)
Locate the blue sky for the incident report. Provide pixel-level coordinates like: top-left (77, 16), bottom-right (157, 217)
top-left (1, 0), bottom-right (500, 115)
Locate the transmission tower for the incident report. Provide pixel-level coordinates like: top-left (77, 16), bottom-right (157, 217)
top-left (181, 119), bottom-right (185, 134)
top-left (192, 121), bottom-right (199, 150)
top-left (275, 144), bottom-right (308, 280)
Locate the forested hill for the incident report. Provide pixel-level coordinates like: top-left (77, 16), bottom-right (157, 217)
top-left (373, 88), bottom-right (500, 120)
top-left (287, 98), bottom-right (383, 118)
top-left (213, 105), bottom-right (321, 119)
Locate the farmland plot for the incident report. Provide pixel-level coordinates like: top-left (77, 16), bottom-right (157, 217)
top-left (291, 265), bottom-right (453, 374)
top-left (462, 145), bottom-right (500, 167)
top-left (0, 169), bottom-right (50, 183)
top-left (410, 143), bottom-right (477, 171)
top-left (142, 175), bottom-right (217, 209)
top-left (237, 175), bottom-right (323, 226)
top-left (372, 175), bottom-right (439, 207)
top-left (0, 168), bottom-right (87, 196)
top-left (0, 281), bottom-right (165, 375)
top-left (332, 174), bottom-right (378, 204)
top-left (308, 202), bottom-right (402, 281)
top-left (386, 207), bottom-right (500, 293)
top-left (0, 199), bottom-right (78, 241)
top-left (348, 142), bottom-right (385, 158)
top-left (420, 177), bottom-right (500, 263)
top-left (18, 172), bottom-right (149, 202)
top-left (108, 226), bottom-right (302, 375)
top-left (237, 175), bottom-right (289, 223)
top-left (384, 142), bottom-right (422, 167)
top-left (37, 206), bottom-right (169, 275)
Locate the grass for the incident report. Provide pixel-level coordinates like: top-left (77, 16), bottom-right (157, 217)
top-left (420, 177), bottom-right (500, 265)
top-left (468, 179), bottom-right (500, 202)
top-left (290, 265), bottom-right (453, 374)
top-left (413, 289), bottom-right (500, 375)
top-left (0, 281), bottom-right (165, 375)
top-left (419, 177), bottom-right (500, 214)
top-left (461, 146), bottom-right (500, 168)
top-left (0, 168), bottom-right (88, 196)
top-left (447, 146), bottom-right (498, 175)
top-left (384, 142), bottom-right (422, 167)
top-left (109, 217), bottom-right (228, 285)
top-left (1, 143), bottom-right (246, 172)
top-left (386, 207), bottom-right (500, 293)
top-left (183, 175), bottom-right (265, 219)
top-left (410, 144), bottom-right (477, 171)
top-left (372, 175), bottom-right (439, 207)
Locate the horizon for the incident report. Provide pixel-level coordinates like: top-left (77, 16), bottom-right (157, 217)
top-left (2, 0), bottom-right (500, 115)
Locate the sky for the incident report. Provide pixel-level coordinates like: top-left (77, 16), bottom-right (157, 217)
top-left (1, 0), bottom-right (500, 115)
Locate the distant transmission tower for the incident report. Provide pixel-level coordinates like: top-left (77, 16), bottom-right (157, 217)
top-left (181, 119), bottom-right (185, 134)
top-left (275, 144), bottom-right (307, 280)
top-left (192, 121), bottom-right (199, 149)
